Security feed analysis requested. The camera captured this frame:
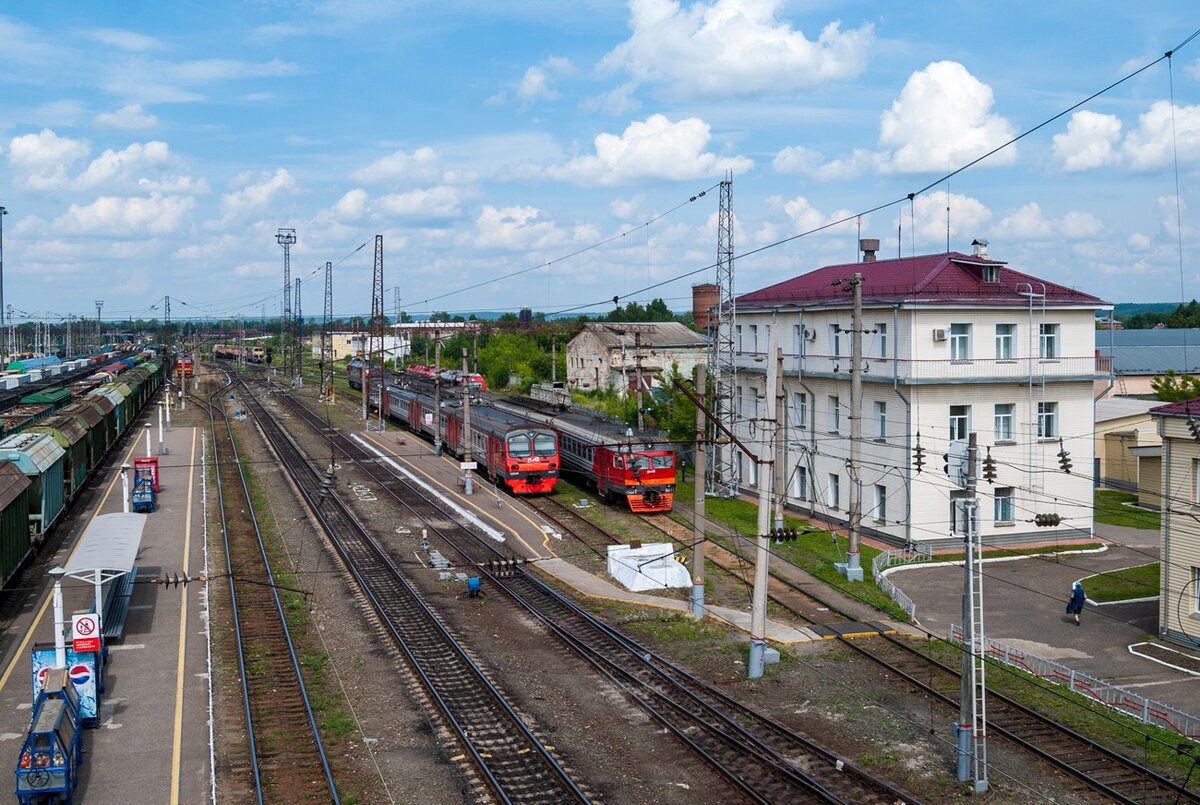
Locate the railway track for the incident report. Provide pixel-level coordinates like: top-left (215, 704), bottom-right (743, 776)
top-left (265, 380), bottom-right (920, 804)
top-left (648, 500), bottom-right (1200, 803)
top-left (236, 379), bottom-right (591, 804)
top-left (200, 381), bottom-right (339, 804)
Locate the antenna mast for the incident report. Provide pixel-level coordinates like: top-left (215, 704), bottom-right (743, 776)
top-left (368, 235), bottom-right (385, 421)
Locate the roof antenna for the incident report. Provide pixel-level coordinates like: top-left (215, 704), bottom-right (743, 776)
top-left (946, 160), bottom-right (951, 253)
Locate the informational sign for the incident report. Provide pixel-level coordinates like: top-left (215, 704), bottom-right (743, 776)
top-left (460, 461), bottom-right (477, 471)
top-left (423, 413), bottom-right (434, 426)
top-left (71, 614), bottom-right (100, 653)
top-left (32, 648), bottom-right (97, 721)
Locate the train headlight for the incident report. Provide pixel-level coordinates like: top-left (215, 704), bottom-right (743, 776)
top-left (510, 463), bottom-right (519, 471)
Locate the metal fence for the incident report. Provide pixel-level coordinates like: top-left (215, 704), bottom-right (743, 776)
top-left (949, 626), bottom-right (1200, 742)
top-left (872, 544), bottom-right (932, 622)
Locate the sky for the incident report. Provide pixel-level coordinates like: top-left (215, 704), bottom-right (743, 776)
top-left (1, 1), bottom-right (1199, 327)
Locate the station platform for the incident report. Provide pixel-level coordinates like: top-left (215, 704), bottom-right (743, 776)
top-left (357, 429), bottom-right (869, 645)
top-left (0, 419), bottom-right (209, 804)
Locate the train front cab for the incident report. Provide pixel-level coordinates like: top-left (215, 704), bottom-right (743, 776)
top-left (493, 428), bottom-right (558, 494)
top-left (595, 447), bottom-right (675, 513)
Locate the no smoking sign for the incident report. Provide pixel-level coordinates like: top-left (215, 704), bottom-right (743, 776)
top-left (72, 613), bottom-right (100, 653)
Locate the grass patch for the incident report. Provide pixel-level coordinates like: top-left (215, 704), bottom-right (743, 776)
top-left (1094, 489), bottom-right (1160, 530)
top-left (1084, 562), bottom-right (1160, 602)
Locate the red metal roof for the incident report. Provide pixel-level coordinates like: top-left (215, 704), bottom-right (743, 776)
top-left (1149, 398), bottom-right (1200, 418)
top-left (735, 251), bottom-right (1106, 308)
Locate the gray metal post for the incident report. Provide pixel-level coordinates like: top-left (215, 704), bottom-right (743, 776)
top-left (462, 348), bottom-right (474, 494)
top-left (956, 432), bottom-right (988, 791)
top-left (748, 326), bottom-right (778, 678)
top-left (691, 364), bottom-right (707, 619)
top-left (839, 272), bottom-right (865, 581)
top-left (433, 336), bottom-right (443, 456)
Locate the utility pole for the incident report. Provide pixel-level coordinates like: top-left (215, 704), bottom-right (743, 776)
top-left (368, 235), bottom-right (385, 420)
top-left (277, 228), bottom-right (296, 380)
top-left (635, 332), bottom-right (644, 432)
top-left (433, 333), bottom-right (443, 456)
top-left (691, 364), bottom-right (707, 620)
top-left (957, 431), bottom-right (989, 791)
top-left (0, 205), bottom-right (7, 364)
top-left (748, 326), bottom-right (778, 679)
top-left (294, 277), bottom-right (303, 386)
top-left (551, 335), bottom-right (557, 384)
top-left (461, 348), bottom-right (474, 494)
top-left (708, 173), bottom-right (738, 497)
top-left (773, 332), bottom-right (786, 532)
top-left (836, 272), bottom-right (865, 581)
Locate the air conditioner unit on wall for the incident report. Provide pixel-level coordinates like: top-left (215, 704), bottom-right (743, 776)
top-left (804, 328), bottom-right (817, 341)
top-left (932, 328), bottom-right (947, 342)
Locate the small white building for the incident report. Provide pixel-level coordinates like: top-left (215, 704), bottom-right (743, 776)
top-left (725, 241), bottom-right (1111, 549)
top-left (312, 332), bottom-right (410, 362)
top-left (566, 322), bottom-right (708, 392)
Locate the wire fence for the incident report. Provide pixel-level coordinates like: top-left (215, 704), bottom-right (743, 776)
top-left (872, 544), bottom-right (932, 621)
top-left (949, 626), bottom-right (1200, 742)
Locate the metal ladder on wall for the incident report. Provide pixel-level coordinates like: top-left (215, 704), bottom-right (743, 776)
top-left (968, 524), bottom-right (989, 791)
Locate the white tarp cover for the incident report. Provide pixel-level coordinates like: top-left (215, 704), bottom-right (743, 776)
top-left (607, 543), bottom-right (692, 592)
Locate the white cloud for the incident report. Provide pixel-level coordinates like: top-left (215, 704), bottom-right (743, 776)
top-left (780, 195), bottom-right (855, 235)
top-left (219, 169), bottom-right (296, 222)
top-left (94, 104), bottom-right (159, 130)
top-left (1122, 100), bottom-right (1200, 170)
top-left (994, 202), bottom-right (1102, 241)
top-left (352, 146), bottom-right (442, 185)
top-left (7, 129), bottom-right (91, 190)
top-left (771, 144), bottom-right (822, 175)
top-left (55, 193), bottom-right (194, 235)
top-left (334, 189), bottom-right (369, 221)
top-left (911, 191), bottom-right (991, 245)
top-left (599, 0), bottom-right (873, 99)
top-left (1128, 232), bottom-right (1152, 250)
top-left (586, 81), bottom-right (641, 116)
top-left (101, 57), bottom-right (305, 104)
top-left (545, 114), bottom-right (752, 186)
top-left (491, 57), bottom-right (574, 107)
top-left (878, 61), bottom-right (1016, 173)
top-left (1187, 58), bottom-right (1200, 82)
top-left (610, 195), bottom-right (644, 219)
top-left (375, 186), bottom-right (473, 220)
top-left (468, 205), bottom-right (565, 250)
top-left (74, 141), bottom-right (170, 189)
top-left (89, 28), bottom-right (163, 51)
top-left (1052, 111), bottom-right (1121, 171)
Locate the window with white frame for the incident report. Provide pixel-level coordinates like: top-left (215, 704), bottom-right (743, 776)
top-left (748, 324), bottom-right (759, 354)
top-left (1037, 401), bottom-right (1058, 438)
top-left (748, 388), bottom-right (759, 420)
top-left (994, 403), bottom-right (1015, 442)
top-left (876, 322), bottom-right (888, 358)
top-left (950, 490), bottom-right (977, 535)
top-left (995, 323), bottom-right (1015, 360)
top-left (736, 385), bottom-right (744, 417)
top-left (949, 405), bottom-right (970, 441)
top-left (736, 325), bottom-right (743, 353)
top-left (875, 401), bottom-right (887, 439)
top-left (828, 395), bottom-right (840, 433)
top-left (994, 487), bottom-right (1014, 524)
top-left (794, 464), bottom-right (808, 500)
top-left (829, 324), bottom-right (841, 358)
top-left (828, 473), bottom-right (840, 509)
top-left (950, 323), bottom-right (971, 361)
top-left (874, 484), bottom-right (887, 523)
top-left (1039, 323), bottom-right (1059, 359)
top-left (793, 392), bottom-right (808, 430)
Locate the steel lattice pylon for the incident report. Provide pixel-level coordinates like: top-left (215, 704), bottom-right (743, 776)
top-left (367, 235), bottom-right (385, 408)
top-left (294, 277), bottom-right (302, 382)
top-left (277, 228), bottom-right (296, 378)
top-left (707, 175), bottom-right (738, 497)
top-left (322, 260), bottom-right (333, 396)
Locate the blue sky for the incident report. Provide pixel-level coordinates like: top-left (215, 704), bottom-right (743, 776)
top-left (0, 2), bottom-right (1198, 326)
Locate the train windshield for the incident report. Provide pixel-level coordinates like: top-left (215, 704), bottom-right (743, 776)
top-left (534, 433), bottom-right (556, 456)
top-left (628, 456), bottom-right (650, 471)
top-left (507, 434), bottom-right (532, 457)
top-left (651, 455), bottom-right (673, 469)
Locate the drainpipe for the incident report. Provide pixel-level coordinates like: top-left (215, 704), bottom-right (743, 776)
top-left (1160, 421), bottom-right (1170, 639)
top-left (795, 309), bottom-right (818, 519)
top-left (891, 304), bottom-right (913, 546)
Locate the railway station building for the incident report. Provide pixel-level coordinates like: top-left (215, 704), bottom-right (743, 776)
top-left (724, 240), bottom-right (1111, 549)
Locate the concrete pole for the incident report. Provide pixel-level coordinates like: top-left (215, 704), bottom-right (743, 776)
top-left (144, 423), bottom-right (152, 458)
top-left (157, 403), bottom-right (166, 455)
top-left (165, 389), bottom-right (172, 431)
top-left (839, 272), bottom-right (865, 581)
top-left (50, 568), bottom-right (66, 668)
top-left (956, 432), bottom-right (988, 791)
top-left (635, 333), bottom-right (644, 433)
top-left (362, 366), bottom-right (369, 422)
top-left (433, 337), bottom-right (443, 456)
top-left (691, 364), bottom-right (707, 620)
top-left (748, 325), bottom-right (778, 679)
top-left (462, 348), bottom-right (474, 494)
top-left (121, 463), bottom-right (131, 513)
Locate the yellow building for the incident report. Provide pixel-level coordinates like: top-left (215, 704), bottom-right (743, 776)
top-left (1095, 397), bottom-right (1161, 507)
top-left (1151, 398), bottom-right (1200, 647)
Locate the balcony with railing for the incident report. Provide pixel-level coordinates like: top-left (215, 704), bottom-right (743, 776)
top-left (735, 352), bottom-right (1113, 383)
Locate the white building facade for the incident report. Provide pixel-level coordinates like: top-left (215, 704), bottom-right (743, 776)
top-left (725, 246), bottom-right (1111, 548)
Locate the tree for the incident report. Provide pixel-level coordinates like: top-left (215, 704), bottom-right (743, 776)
top-left (1151, 370), bottom-right (1200, 401)
top-left (478, 333), bottom-right (548, 391)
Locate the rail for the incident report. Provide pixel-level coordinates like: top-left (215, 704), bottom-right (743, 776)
top-left (871, 545), bottom-right (931, 622)
top-left (950, 625), bottom-right (1200, 742)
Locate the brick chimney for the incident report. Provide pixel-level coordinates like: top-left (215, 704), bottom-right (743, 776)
top-left (859, 238), bottom-right (879, 263)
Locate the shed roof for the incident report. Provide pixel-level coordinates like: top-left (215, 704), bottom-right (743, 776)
top-left (62, 513), bottom-right (147, 576)
top-left (735, 251), bottom-right (1106, 309)
top-left (1095, 397), bottom-right (1161, 422)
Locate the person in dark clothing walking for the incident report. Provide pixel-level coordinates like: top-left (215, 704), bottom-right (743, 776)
top-left (1066, 580), bottom-right (1086, 625)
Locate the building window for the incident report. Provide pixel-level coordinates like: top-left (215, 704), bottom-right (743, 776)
top-left (994, 487), bottom-right (1014, 524)
top-left (828, 473), bottom-right (840, 509)
top-left (949, 405), bottom-right (970, 442)
top-left (748, 324), bottom-right (759, 354)
top-left (793, 392), bottom-right (808, 430)
top-left (748, 388), bottom-right (759, 420)
top-left (876, 322), bottom-right (888, 358)
top-left (736, 325), bottom-right (743, 353)
top-left (736, 385), bottom-right (744, 417)
top-left (950, 491), bottom-right (977, 535)
top-left (874, 484), bottom-right (887, 523)
top-left (793, 324), bottom-right (804, 358)
top-left (875, 401), bottom-right (887, 439)
top-left (829, 324), bottom-right (841, 358)
top-left (950, 323), bottom-right (971, 361)
top-left (994, 403), bottom-right (1014, 442)
top-left (828, 395), bottom-right (840, 433)
top-left (995, 323), bottom-right (1015, 360)
top-left (794, 464), bottom-right (808, 500)
top-left (1037, 401), bottom-right (1058, 438)
top-left (1194, 567), bottom-right (1200, 613)
top-left (1039, 323), bottom-right (1059, 359)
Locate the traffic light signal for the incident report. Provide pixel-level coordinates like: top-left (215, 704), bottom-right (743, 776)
top-left (1034, 513), bottom-right (1062, 527)
top-left (982, 447), bottom-right (997, 484)
top-left (768, 527), bottom-right (799, 542)
top-left (1057, 439), bottom-right (1073, 473)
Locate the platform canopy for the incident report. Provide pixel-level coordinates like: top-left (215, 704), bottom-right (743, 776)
top-left (61, 512), bottom-right (147, 585)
